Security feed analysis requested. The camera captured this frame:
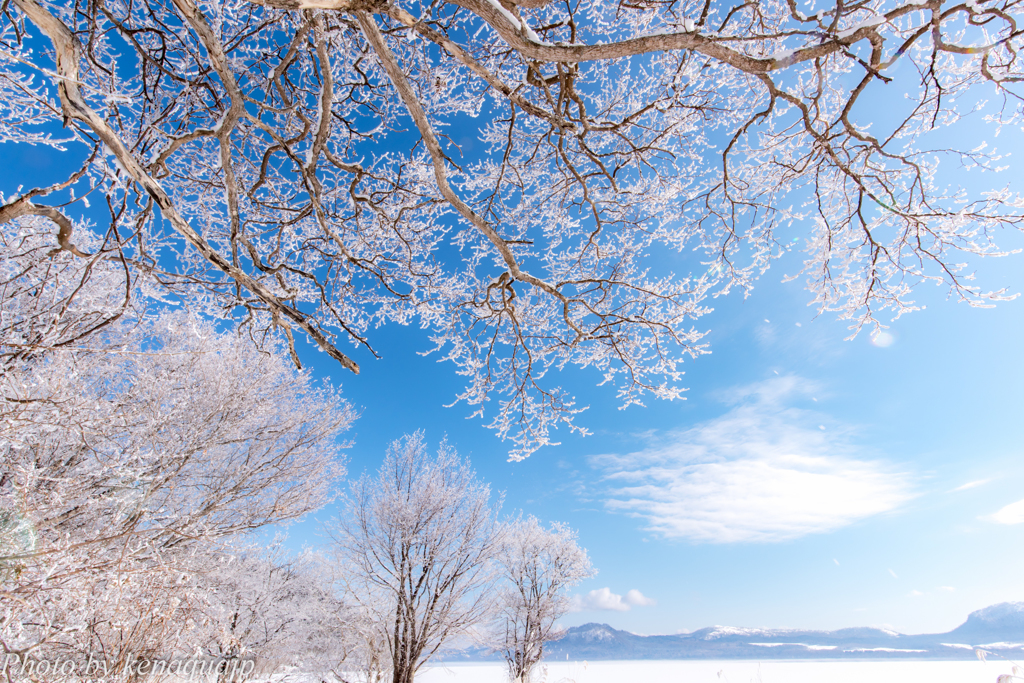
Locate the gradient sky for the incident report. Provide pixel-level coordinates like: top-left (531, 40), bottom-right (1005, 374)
top-left (281, 231), bottom-right (1024, 637)
top-left (282, 79), bottom-right (1024, 636)
top-left (6, 77), bottom-right (1023, 641)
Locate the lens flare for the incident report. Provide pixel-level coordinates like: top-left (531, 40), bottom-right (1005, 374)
top-left (1, 509), bottom-right (37, 579)
top-left (870, 331), bottom-right (895, 347)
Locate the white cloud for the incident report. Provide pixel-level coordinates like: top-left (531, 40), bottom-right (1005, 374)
top-left (624, 589), bottom-right (657, 607)
top-left (888, 568), bottom-right (899, 579)
top-left (986, 498), bottom-right (1024, 525)
top-left (590, 377), bottom-right (914, 544)
top-left (952, 479), bottom-right (991, 492)
top-left (570, 587), bottom-right (656, 612)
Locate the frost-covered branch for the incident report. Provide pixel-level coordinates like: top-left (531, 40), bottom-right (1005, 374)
top-left (2, 0), bottom-right (1022, 456)
top-left (1, 224), bottom-right (352, 670)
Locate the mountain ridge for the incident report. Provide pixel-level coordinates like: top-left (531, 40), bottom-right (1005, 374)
top-left (450, 602), bottom-right (1024, 661)
top-left (541, 602), bottom-right (1024, 660)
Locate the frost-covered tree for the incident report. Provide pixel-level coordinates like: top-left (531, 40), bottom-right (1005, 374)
top-left (3, 0), bottom-right (1024, 455)
top-left (0, 194), bottom-right (134, 368)
top-left (195, 544), bottom-right (353, 682)
top-left (329, 433), bottom-right (501, 683)
top-left (492, 516), bottom-right (593, 683)
top-left (317, 583), bottom-right (393, 683)
top-left (0, 220), bottom-right (353, 673)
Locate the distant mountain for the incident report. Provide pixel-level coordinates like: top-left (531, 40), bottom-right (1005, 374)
top-left (453, 602), bottom-right (1024, 661)
top-left (944, 602), bottom-right (1024, 644)
top-left (542, 622), bottom-right (935, 660)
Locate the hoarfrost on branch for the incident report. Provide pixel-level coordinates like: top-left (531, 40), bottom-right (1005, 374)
top-left (2, 0), bottom-right (1023, 456)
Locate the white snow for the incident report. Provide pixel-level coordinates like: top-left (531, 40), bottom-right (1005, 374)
top-left (843, 647), bottom-right (928, 653)
top-left (702, 626), bottom-right (780, 639)
top-left (212, 108), bottom-right (231, 134)
top-left (750, 642), bottom-right (838, 650)
top-left (479, 0), bottom-right (549, 45)
top-left (837, 15), bottom-right (887, 38)
top-left (978, 642), bottom-right (1024, 649)
top-left (414, 660), bottom-right (1016, 683)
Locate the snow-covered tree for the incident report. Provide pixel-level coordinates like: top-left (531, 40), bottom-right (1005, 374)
top-left (1, 196), bottom-right (133, 369)
top-left (318, 591), bottom-right (393, 683)
top-left (0, 220), bottom-right (354, 674)
top-left (195, 544), bottom-right (353, 682)
top-left (492, 516), bottom-right (593, 683)
top-left (329, 433), bottom-right (501, 683)
top-left (4, 0), bottom-right (1022, 456)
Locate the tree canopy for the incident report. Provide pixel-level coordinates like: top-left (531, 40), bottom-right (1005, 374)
top-left (2, 0), bottom-right (1022, 455)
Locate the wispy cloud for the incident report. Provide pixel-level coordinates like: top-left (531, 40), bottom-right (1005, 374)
top-left (985, 498), bottom-right (1024, 525)
top-left (570, 588), bottom-right (656, 612)
top-left (589, 377), bottom-right (914, 544)
top-left (952, 479), bottom-right (991, 492)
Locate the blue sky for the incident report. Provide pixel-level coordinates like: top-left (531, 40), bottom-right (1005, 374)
top-left (7, 130), bottom-right (1023, 638)
top-left (283, 231), bottom-right (1024, 636)
top-left (5, 45), bottom-right (1023, 640)
top-left (274, 45), bottom-right (1024, 639)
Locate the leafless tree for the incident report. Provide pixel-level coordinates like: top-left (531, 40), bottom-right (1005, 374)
top-left (3, 0), bottom-right (1024, 455)
top-left (321, 599), bottom-right (392, 683)
top-left (329, 433), bottom-right (501, 683)
top-left (492, 515), bottom-right (593, 683)
top-left (193, 544), bottom-right (355, 683)
top-left (0, 228), bottom-right (354, 676)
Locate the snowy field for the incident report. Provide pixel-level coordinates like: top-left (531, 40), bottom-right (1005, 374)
top-left (416, 659), bottom-right (1016, 683)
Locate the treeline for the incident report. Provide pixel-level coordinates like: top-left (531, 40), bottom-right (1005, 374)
top-left (1, 213), bottom-right (590, 683)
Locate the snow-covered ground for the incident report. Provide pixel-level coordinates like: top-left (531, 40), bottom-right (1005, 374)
top-left (417, 659), bottom-right (1015, 683)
